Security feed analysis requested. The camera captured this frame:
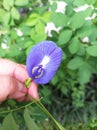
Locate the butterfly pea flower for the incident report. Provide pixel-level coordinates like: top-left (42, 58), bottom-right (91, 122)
top-left (26, 41), bottom-right (62, 84)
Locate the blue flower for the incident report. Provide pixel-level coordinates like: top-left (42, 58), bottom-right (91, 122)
top-left (26, 41), bottom-right (62, 84)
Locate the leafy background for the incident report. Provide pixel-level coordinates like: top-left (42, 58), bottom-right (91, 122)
top-left (0, 0), bottom-right (97, 129)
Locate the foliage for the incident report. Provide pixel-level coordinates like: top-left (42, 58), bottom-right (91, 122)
top-left (0, 0), bottom-right (97, 129)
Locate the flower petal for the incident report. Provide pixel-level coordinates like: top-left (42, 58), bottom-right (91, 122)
top-left (26, 41), bottom-right (62, 84)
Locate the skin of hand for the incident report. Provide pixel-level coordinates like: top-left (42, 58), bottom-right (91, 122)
top-left (0, 58), bottom-right (39, 102)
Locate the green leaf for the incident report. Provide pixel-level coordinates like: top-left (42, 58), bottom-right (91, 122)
top-left (83, 7), bottom-right (93, 17)
top-left (9, 0), bottom-right (14, 6)
top-left (0, 48), bottom-right (6, 57)
top-left (86, 45), bottom-right (97, 57)
top-left (77, 25), bottom-right (92, 38)
top-left (51, 75), bottom-right (58, 85)
top-left (51, 12), bottom-right (69, 27)
top-left (8, 44), bottom-right (21, 57)
top-left (51, 30), bottom-right (59, 41)
top-left (73, 0), bottom-right (85, 6)
top-left (89, 26), bottom-right (97, 42)
top-left (34, 32), bottom-right (47, 43)
top-left (42, 12), bottom-right (51, 23)
top-left (65, 3), bottom-right (74, 16)
top-left (70, 12), bottom-right (85, 29)
top-left (35, 21), bottom-right (45, 33)
top-left (30, 23), bottom-right (47, 43)
top-left (78, 63), bottom-right (91, 84)
top-left (26, 13), bottom-right (40, 26)
top-left (24, 41), bottom-right (34, 49)
top-left (2, 12), bottom-right (10, 25)
top-left (11, 7), bottom-right (20, 20)
top-left (41, 87), bottom-right (51, 97)
top-left (85, 0), bottom-right (96, 5)
top-left (69, 38), bottom-right (80, 54)
top-left (24, 108), bottom-right (40, 130)
top-left (21, 25), bottom-right (31, 36)
top-left (26, 46), bottom-right (34, 55)
top-left (0, 9), bottom-right (10, 25)
top-left (94, 1), bottom-right (97, 7)
top-left (7, 99), bottom-right (16, 107)
top-left (3, 0), bottom-right (10, 10)
top-left (50, 2), bottom-right (57, 12)
top-left (1, 113), bottom-right (19, 130)
top-left (63, 0), bottom-right (74, 4)
top-left (15, 0), bottom-right (28, 6)
top-left (0, 9), bottom-right (6, 19)
top-left (9, 17), bottom-right (15, 26)
top-left (10, 30), bottom-right (18, 40)
top-left (61, 86), bottom-right (68, 95)
top-left (67, 57), bottom-right (84, 70)
top-left (58, 29), bottom-right (72, 45)
top-left (77, 44), bottom-right (86, 56)
top-left (62, 52), bottom-right (67, 60)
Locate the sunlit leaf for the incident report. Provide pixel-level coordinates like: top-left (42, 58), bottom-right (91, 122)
top-left (15, 0), bottom-right (28, 6)
top-left (2, 12), bottom-right (10, 25)
top-left (26, 13), bottom-right (40, 26)
top-left (3, 0), bottom-right (10, 10)
top-left (42, 12), bottom-right (51, 23)
top-left (30, 23), bottom-right (47, 43)
top-left (0, 9), bottom-right (6, 18)
top-left (11, 7), bottom-right (20, 20)
top-left (9, 0), bottom-right (14, 6)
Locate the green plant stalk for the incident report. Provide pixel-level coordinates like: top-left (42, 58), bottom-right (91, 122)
top-left (0, 100), bottom-right (36, 114)
top-left (34, 100), bottom-right (66, 130)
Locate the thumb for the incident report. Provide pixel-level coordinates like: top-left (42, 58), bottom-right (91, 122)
top-left (28, 82), bottom-right (39, 100)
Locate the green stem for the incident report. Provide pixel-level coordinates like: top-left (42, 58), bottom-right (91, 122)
top-left (0, 100), bottom-right (36, 114)
top-left (35, 100), bottom-right (65, 130)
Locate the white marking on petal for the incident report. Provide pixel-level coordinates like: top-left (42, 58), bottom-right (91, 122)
top-left (40, 56), bottom-right (50, 68)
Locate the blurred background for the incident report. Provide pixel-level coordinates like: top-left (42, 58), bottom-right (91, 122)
top-left (0, 0), bottom-right (97, 129)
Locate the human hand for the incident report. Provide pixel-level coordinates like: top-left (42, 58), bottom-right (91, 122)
top-left (0, 58), bottom-right (39, 102)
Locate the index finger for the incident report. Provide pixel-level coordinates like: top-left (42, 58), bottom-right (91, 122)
top-left (0, 58), bottom-right (29, 83)
top-left (13, 64), bottom-right (29, 83)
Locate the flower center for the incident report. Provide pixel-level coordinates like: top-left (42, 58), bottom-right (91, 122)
top-left (40, 56), bottom-right (50, 68)
top-left (32, 65), bottom-right (44, 79)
